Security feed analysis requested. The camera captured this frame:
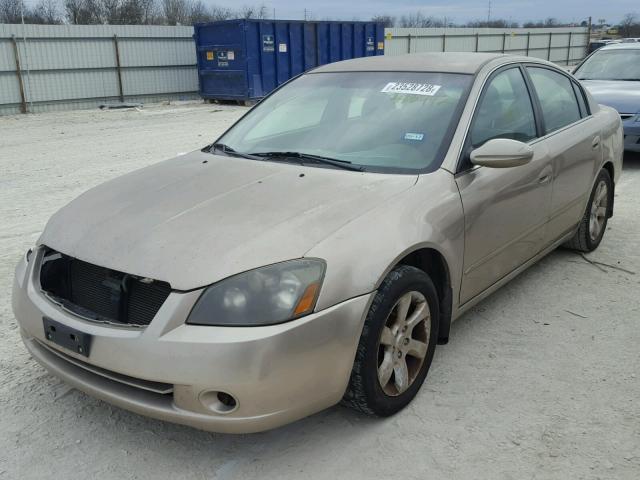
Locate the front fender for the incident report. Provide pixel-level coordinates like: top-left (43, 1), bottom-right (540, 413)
top-left (306, 169), bottom-right (465, 313)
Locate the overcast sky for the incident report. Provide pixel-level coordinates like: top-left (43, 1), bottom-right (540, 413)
top-left (211, 0), bottom-right (637, 25)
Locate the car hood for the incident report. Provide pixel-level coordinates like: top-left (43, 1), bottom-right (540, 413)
top-left (581, 80), bottom-right (640, 114)
top-left (39, 151), bottom-right (416, 290)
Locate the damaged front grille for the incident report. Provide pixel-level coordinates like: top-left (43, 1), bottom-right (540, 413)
top-left (39, 248), bottom-right (171, 327)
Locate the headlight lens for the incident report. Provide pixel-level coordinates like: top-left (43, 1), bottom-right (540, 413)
top-left (187, 259), bottom-right (325, 326)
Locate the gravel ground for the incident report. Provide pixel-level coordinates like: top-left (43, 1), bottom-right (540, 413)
top-left (1, 102), bottom-right (639, 480)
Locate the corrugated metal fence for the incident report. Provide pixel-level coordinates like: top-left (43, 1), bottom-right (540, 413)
top-left (385, 27), bottom-right (589, 65)
top-left (0, 24), bottom-right (590, 115)
top-left (0, 24), bottom-right (198, 115)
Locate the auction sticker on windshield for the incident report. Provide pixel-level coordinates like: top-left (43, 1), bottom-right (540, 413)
top-left (381, 82), bottom-right (441, 96)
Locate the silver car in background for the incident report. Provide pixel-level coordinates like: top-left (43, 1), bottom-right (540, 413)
top-left (13, 53), bottom-right (623, 433)
top-left (573, 43), bottom-right (640, 152)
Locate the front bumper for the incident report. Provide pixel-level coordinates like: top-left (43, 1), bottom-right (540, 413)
top-left (12, 247), bottom-right (372, 433)
top-left (623, 119), bottom-right (640, 152)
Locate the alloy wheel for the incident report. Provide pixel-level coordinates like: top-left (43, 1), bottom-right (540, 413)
top-left (589, 180), bottom-right (608, 242)
top-left (377, 291), bottom-right (431, 396)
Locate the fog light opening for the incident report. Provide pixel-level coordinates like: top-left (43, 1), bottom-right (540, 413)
top-left (199, 390), bottom-right (238, 414)
top-left (217, 392), bottom-right (236, 409)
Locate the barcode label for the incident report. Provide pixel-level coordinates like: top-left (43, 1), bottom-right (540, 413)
top-left (381, 82), bottom-right (441, 96)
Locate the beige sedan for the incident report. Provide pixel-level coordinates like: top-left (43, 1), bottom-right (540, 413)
top-left (13, 53), bottom-right (623, 433)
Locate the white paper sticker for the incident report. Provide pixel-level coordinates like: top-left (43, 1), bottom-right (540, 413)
top-left (381, 82), bottom-right (441, 96)
top-left (279, 43), bottom-right (287, 53)
top-left (228, 51), bottom-right (235, 60)
top-left (404, 133), bottom-right (424, 141)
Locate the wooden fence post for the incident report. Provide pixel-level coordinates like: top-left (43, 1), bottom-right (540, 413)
top-left (113, 35), bottom-right (125, 103)
top-left (10, 35), bottom-right (27, 114)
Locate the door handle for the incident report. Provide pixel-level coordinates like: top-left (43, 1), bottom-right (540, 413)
top-left (538, 174), bottom-right (551, 184)
top-left (592, 136), bottom-right (601, 149)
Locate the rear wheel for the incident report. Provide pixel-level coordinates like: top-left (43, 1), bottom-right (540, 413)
top-left (564, 168), bottom-right (612, 252)
top-left (342, 265), bottom-right (439, 416)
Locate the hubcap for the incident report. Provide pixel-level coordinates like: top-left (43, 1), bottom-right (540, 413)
top-left (589, 180), bottom-right (608, 242)
top-left (377, 291), bottom-right (430, 396)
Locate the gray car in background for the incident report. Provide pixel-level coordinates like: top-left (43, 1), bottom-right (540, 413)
top-left (574, 43), bottom-right (640, 152)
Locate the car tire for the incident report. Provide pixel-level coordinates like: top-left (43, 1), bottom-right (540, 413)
top-left (564, 168), bottom-right (612, 252)
top-left (342, 265), bottom-right (439, 417)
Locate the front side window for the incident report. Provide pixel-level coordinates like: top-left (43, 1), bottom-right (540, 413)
top-left (573, 49), bottom-right (640, 81)
top-left (216, 71), bottom-right (473, 173)
top-left (470, 67), bottom-right (537, 148)
top-left (527, 67), bottom-right (582, 133)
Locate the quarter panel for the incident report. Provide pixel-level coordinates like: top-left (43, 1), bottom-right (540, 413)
top-left (597, 106), bottom-right (624, 182)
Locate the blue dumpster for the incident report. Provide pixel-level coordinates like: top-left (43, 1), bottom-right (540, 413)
top-left (194, 19), bottom-right (385, 102)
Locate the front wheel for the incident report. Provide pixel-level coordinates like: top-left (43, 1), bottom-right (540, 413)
top-left (564, 168), bottom-right (612, 252)
top-left (342, 265), bottom-right (439, 416)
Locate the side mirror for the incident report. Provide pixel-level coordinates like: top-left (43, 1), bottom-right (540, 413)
top-left (470, 138), bottom-right (534, 168)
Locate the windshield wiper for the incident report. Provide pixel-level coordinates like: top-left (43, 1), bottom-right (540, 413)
top-left (249, 151), bottom-right (364, 171)
top-left (209, 143), bottom-right (260, 160)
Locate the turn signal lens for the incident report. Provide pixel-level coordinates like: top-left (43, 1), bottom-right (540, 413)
top-left (293, 282), bottom-right (320, 316)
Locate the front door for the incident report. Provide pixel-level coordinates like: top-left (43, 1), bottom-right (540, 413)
top-left (455, 66), bottom-right (553, 304)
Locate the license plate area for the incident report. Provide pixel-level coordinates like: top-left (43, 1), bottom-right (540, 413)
top-left (43, 317), bottom-right (92, 357)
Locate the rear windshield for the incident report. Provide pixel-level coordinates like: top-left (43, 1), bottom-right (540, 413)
top-left (216, 71), bottom-right (473, 173)
top-left (574, 49), bottom-right (640, 81)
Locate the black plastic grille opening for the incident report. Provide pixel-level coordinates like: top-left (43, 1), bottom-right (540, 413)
top-left (40, 248), bottom-right (171, 327)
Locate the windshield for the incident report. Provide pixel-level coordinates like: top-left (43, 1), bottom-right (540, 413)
top-left (574, 49), bottom-right (640, 81)
top-left (216, 71), bottom-right (472, 173)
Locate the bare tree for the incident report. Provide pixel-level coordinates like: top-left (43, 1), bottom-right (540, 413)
top-left (121, 0), bottom-right (152, 24)
top-left (65, 0), bottom-right (103, 24)
top-left (188, 0), bottom-right (209, 23)
top-left (210, 5), bottom-right (233, 21)
top-left (467, 18), bottom-right (519, 28)
top-left (399, 12), bottom-right (443, 28)
top-left (371, 14), bottom-right (395, 28)
top-left (101, 0), bottom-right (119, 23)
top-left (139, 0), bottom-right (160, 24)
top-left (619, 13), bottom-right (640, 37)
top-left (64, 0), bottom-right (82, 23)
top-left (239, 3), bottom-right (268, 20)
top-left (31, 0), bottom-right (63, 23)
top-left (162, 0), bottom-right (189, 24)
top-left (0, 0), bottom-right (25, 23)
top-left (543, 17), bottom-right (559, 27)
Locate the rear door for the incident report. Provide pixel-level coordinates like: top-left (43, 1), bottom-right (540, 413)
top-left (456, 65), bottom-right (553, 303)
top-left (524, 66), bottom-right (602, 244)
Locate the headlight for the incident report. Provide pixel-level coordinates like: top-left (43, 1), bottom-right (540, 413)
top-left (187, 259), bottom-right (325, 326)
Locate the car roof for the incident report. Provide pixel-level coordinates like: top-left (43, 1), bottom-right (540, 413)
top-left (312, 52), bottom-right (512, 75)
top-left (600, 42), bottom-right (640, 50)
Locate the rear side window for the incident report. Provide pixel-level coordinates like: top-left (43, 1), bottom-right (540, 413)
top-left (527, 67), bottom-right (582, 133)
top-left (470, 67), bottom-right (537, 148)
